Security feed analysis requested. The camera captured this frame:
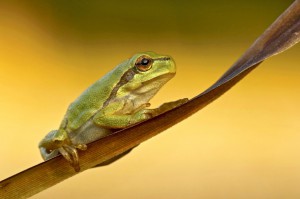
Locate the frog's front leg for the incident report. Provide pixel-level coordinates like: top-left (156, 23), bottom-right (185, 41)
top-left (149, 98), bottom-right (189, 117)
top-left (39, 129), bottom-right (87, 172)
top-left (93, 102), bottom-right (153, 129)
top-left (93, 98), bottom-right (188, 129)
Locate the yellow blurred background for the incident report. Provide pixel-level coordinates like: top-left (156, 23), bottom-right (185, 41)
top-left (1, 0), bottom-right (300, 198)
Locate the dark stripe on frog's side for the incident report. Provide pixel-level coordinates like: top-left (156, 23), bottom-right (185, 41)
top-left (102, 68), bottom-right (136, 108)
top-left (101, 56), bottom-right (170, 108)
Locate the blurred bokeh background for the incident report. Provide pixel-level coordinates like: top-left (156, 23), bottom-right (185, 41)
top-left (0, 0), bottom-right (299, 198)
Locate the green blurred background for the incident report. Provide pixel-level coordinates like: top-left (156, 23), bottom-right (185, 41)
top-left (1, 0), bottom-right (300, 198)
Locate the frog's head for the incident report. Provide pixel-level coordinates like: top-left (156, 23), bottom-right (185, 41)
top-left (116, 52), bottom-right (176, 100)
top-left (116, 52), bottom-right (176, 105)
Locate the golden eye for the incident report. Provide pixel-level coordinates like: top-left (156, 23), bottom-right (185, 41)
top-left (135, 56), bottom-right (153, 72)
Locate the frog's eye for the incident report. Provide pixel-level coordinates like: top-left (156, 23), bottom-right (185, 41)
top-left (135, 56), bottom-right (153, 72)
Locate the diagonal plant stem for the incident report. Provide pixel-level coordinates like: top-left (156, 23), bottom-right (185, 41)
top-left (1, 0), bottom-right (300, 198)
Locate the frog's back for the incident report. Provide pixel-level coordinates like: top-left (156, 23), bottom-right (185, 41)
top-left (64, 61), bottom-right (130, 131)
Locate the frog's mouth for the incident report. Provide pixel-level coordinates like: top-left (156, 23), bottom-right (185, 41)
top-left (152, 57), bottom-right (171, 62)
top-left (135, 73), bottom-right (175, 94)
top-left (132, 73), bottom-right (175, 97)
top-left (152, 56), bottom-right (176, 74)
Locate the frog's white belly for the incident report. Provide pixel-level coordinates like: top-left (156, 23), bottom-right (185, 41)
top-left (69, 119), bottom-right (112, 145)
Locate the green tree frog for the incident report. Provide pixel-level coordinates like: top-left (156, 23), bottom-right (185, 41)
top-left (39, 51), bottom-right (188, 171)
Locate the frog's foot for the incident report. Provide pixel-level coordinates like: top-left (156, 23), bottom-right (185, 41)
top-left (59, 143), bottom-right (87, 172)
top-left (153, 98), bottom-right (189, 115)
top-left (160, 98), bottom-right (189, 109)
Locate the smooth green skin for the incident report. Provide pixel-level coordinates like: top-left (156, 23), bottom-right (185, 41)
top-left (39, 52), bottom-right (188, 171)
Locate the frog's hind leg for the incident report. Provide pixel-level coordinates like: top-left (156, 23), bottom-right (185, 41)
top-left (39, 129), bottom-right (87, 172)
top-left (59, 145), bottom-right (80, 171)
top-left (58, 142), bottom-right (87, 172)
top-left (39, 130), bottom-right (64, 160)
